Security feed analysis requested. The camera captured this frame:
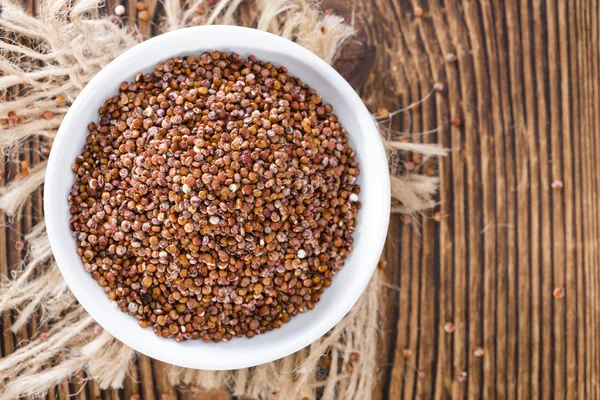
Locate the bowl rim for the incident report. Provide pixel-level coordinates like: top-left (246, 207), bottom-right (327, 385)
top-left (44, 25), bottom-right (390, 369)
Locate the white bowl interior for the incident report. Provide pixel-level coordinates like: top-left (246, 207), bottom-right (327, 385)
top-left (45, 26), bottom-right (390, 370)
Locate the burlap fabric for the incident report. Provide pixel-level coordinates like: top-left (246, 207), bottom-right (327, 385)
top-left (0, 0), bottom-right (445, 398)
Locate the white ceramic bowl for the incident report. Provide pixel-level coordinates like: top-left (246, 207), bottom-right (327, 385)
top-left (45, 26), bottom-right (390, 370)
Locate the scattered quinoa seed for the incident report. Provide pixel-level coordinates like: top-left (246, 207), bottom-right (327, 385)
top-left (14, 240), bottom-right (25, 251)
top-left (433, 212), bottom-right (443, 222)
top-left (136, 1), bottom-right (146, 10)
top-left (114, 5), bottom-right (126, 15)
top-left (138, 10), bottom-right (150, 21)
top-left (350, 352), bottom-right (360, 362)
top-left (21, 160), bottom-right (30, 176)
top-left (444, 322), bottom-right (455, 333)
top-left (551, 180), bottom-right (564, 190)
top-left (433, 82), bottom-right (444, 92)
top-left (473, 347), bottom-right (485, 357)
top-left (414, 6), bottom-right (424, 17)
top-left (445, 52), bottom-right (458, 63)
top-left (457, 371), bottom-right (468, 383)
top-left (450, 116), bottom-right (462, 127)
top-left (553, 287), bottom-right (566, 299)
top-left (43, 110), bottom-right (53, 120)
top-left (417, 370), bottom-right (427, 380)
top-left (402, 348), bottom-right (413, 358)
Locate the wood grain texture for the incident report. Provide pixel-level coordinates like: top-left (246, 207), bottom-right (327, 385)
top-left (4, 0), bottom-right (599, 398)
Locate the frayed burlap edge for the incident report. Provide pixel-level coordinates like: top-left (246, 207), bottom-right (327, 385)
top-left (0, 0), bottom-right (446, 399)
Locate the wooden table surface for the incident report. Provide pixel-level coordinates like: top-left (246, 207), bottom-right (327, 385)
top-left (5, 0), bottom-right (599, 399)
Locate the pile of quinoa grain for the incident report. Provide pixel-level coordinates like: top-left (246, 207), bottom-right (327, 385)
top-left (68, 51), bottom-right (361, 342)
